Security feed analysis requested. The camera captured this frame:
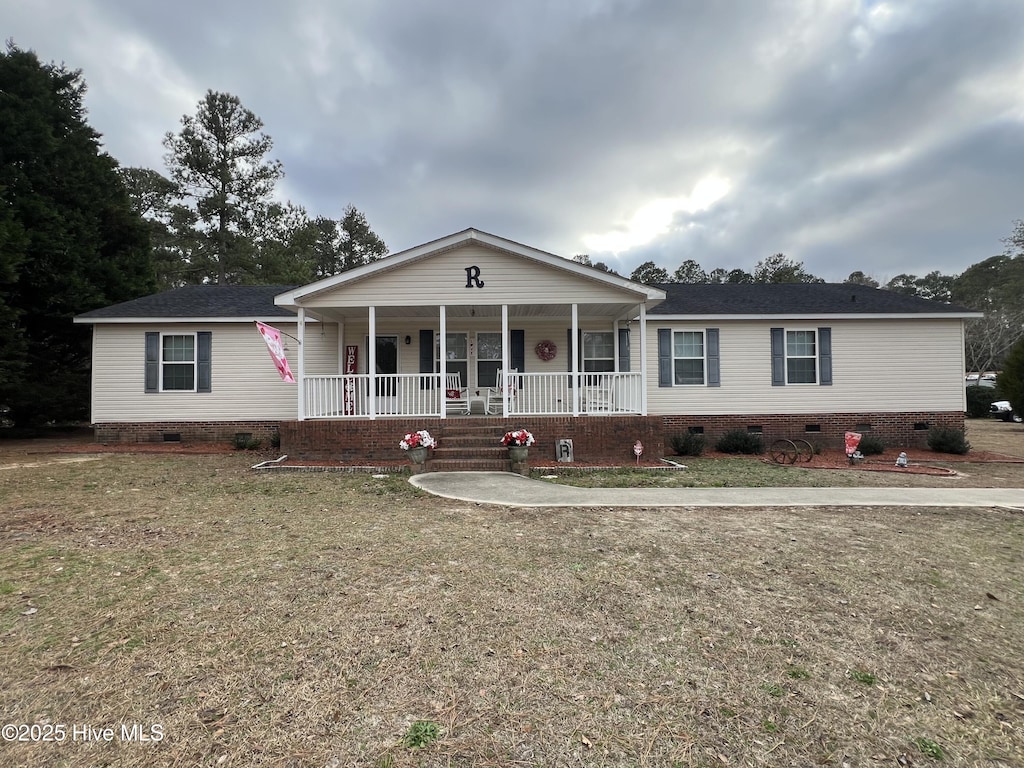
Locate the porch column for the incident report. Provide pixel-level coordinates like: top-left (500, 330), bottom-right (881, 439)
top-left (439, 305), bottom-right (447, 419)
top-left (571, 303), bottom-right (580, 416)
top-left (501, 304), bottom-right (510, 417)
top-left (638, 302), bottom-right (648, 416)
top-left (297, 307), bottom-right (306, 421)
top-left (368, 305), bottom-right (376, 420)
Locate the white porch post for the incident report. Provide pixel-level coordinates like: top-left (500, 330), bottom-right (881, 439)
top-left (639, 302), bottom-right (648, 416)
top-left (571, 303), bottom-right (580, 416)
top-left (368, 305), bottom-right (377, 420)
top-left (297, 307), bottom-right (306, 420)
top-left (501, 304), bottom-right (510, 416)
top-left (439, 305), bottom-right (447, 418)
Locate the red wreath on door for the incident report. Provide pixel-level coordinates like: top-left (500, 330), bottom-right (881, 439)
top-left (535, 340), bottom-right (558, 362)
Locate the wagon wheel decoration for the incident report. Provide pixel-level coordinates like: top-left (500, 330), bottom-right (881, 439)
top-left (770, 439), bottom-right (816, 465)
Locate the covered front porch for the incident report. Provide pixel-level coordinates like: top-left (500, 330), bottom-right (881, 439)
top-left (293, 302), bottom-right (651, 419)
top-left (274, 228), bottom-right (667, 420)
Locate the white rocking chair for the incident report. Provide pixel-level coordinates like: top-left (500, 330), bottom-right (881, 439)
top-left (445, 373), bottom-right (469, 415)
top-left (486, 369), bottom-right (518, 415)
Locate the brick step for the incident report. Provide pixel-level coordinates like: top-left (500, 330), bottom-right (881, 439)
top-left (428, 458), bottom-right (513, 472)
top-left (430, 442), bottom-right (505, 454)
top-left (436, 435), bottom-right (504, 448)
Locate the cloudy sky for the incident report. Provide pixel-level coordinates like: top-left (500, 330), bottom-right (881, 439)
top-left (6, 0), bottom-right (1024, 281)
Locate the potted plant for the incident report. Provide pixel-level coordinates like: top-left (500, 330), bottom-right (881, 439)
top-left (501, 428), bottom-right (535, 462)
top-left (400, 429), bottom-right (437, 464)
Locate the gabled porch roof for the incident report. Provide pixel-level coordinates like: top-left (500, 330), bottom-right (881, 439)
top-left (274, 228), bottom-right (666, 321)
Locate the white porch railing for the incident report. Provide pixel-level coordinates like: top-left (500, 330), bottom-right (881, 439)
top-left (304, 374), bottom-right (443, 419)
top-left (302, 372), bottom-right (643, 418)
top-left (506, 372), bottom-right (643, 416)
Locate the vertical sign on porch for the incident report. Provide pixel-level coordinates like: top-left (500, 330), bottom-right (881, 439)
top-left (343, 345), bottom-right (358, 415)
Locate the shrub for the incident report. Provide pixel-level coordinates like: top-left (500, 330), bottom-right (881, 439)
top-left (927, 426), bottom-right (970, 455)
top-left (715, 429), bottom-right (764, 455)
top-left (231, 434), bottom-right (262, 450)
top-left (269, 430), bottom-right (281, 449)
top-left (669, 432), bottom-right (706, 456)
top-left (857, 434), bottom-right (886, 456)
top-left (965, 385), bottom-right (999, 418)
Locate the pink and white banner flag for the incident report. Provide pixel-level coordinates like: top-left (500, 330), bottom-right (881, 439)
top-left (255, 322), bottom-right (296, 383)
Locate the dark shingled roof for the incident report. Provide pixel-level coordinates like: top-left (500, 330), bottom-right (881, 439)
top-left (650, 282), bottom-right (977, 315)
top-left (76, 284), bottom-right (300, 320)
top-left (76, 281), bottom-right (978, 320)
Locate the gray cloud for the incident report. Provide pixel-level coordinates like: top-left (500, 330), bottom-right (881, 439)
top-left (6, 0), bottom-right (1024, 282)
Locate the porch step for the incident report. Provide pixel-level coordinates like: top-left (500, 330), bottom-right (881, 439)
top-left (428, 458), bottom-right (513, 472)
top-left (429, 424), bottom-right (519, 472)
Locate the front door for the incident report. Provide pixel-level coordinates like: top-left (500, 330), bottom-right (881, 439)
top-left (373, 335), bottom-right (398, 397)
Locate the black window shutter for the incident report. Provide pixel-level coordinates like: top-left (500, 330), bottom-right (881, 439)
top-left (511, 329), bottom-right (525, 372)
top-left (657, 329), bottom-right (671, 387)
top-left (144, 332), bottom-right (159, 393)
top-left (706, 328), bottom-right (720, 387)
top-left (618, 327), bottom-right (630, 372)
top-left (419, 329), bottom-right (434, 389)
top-left (818, 327), bottom-right (832, 386)
top-left (197, 331), bottom-right (212, 393)
top-left (770, 327), bottom-right (785, 386)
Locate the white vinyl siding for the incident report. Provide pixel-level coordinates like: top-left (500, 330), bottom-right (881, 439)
top-left (90, 322), bottom-right (337, 422)
top-left (644, 318), bottom-right (967, 415)
top-left (302, 244), bottom-right (639, 308)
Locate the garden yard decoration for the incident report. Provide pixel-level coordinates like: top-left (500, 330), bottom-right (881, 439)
top-left (400, 430), bottom-right (437, 465)
top-left (502, 428), bottom-right (535, 464)
top-left (845, 431), bottom-right (864, 464)
top-left (634, 440), bottom-right (643, 465)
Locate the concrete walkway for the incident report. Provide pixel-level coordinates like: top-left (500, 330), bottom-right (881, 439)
top-left (409, 471), bottom-right (1024, 509)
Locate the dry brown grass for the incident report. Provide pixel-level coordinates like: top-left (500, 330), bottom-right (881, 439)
top-left (1, 449), bottom-right (1023, 767)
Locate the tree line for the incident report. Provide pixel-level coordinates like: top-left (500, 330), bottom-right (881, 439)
top-left (0, 44), bottom-right (388, 426)
top-left (126, 90), bottom-right (388, 289)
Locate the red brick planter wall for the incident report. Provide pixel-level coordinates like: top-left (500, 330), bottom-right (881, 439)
top-left (94, 421), bottom-right (282, 444)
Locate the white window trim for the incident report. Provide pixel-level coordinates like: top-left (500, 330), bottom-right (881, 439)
top-left (159, 332), bottom-right (197, 393)
top-left (671, 329), bottom-right (706, 386)
top-left (785, 328), bottom-right (818, 385)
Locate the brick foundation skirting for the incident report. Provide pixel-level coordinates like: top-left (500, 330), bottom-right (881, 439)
top-left (94, 410), bottom-right (965, 458)
top-left (661, 411), bottom-right (965, 453)
top-left (94, 421), bottom-right (282, 445)
top-left (279, 411), bottom-right (965, 462)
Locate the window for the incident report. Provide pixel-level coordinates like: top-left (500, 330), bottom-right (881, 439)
top-left (786, 330), bottom-right (817, 384)
top-left (145, 331), bottom-right (211, 394)
top-left (437, 332), bottom-right (468, 388)
top-left (477, 332), bottom-right (502, 388)
top-left (162, 334), bottom-right (196, 391)
top-left (672, 331), bottom-right (705, 385)
top-left (657, 328), bottom-right (720, 388)
top-left (770, 327), bottom-right (831, 387)
top-left (583, 331), bottom-right (615, 373)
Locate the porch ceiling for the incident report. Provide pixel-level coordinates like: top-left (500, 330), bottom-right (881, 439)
top-left (314, 302), bottom-right (641, 321)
